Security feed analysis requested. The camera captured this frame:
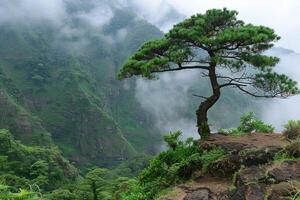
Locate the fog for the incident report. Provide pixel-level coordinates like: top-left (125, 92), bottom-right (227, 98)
top-left (0, 0), bottom-right (66, 26)
top-left (1, 0), bottom-right (299, 136)
top-left (261, 49), bottom-right (300, 130)
top-left (135, 71), bottom-right (200, 139)
top-left (131, 0), bottom-right (300, 136)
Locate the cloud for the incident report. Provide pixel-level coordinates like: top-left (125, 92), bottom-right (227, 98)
top-left (135, 71), bottom-right (202, 139)
top-left (0, 0), bottom-right (66, 26)
top-left (1, 0), bottom-right (300, 134)
top-left (0, 0), bottom-right (118, 54)
top-left (261, 49), bottom-right (300, 130)
top-left (74, 3), bottom-right (113, 28)
top-left (120, 0), bottom-right (185, 31)
top-left (127, 0), bottom-right (300, 52)
top-left (127, 0), bottom-right (300, 134)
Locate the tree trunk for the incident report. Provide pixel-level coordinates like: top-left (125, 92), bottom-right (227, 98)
top-left (196, 62), bottom-right (220, 139)
top-left (92, 182), bottom-right (98, 200)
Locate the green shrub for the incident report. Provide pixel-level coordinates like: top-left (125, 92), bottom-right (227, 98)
top-left (273, 151), bottom-right (296, 163)
top-left (274, 141), bottom-right (300, 163)
top-left (284, 120), bottom-right (300, 140)
top-left (0, 184), bottom-right (40, 200)
top-left (46, 189), bottom-right (76, 200)
top-left (219, 112), bottom-right (274, 135)
top-left (140, 132), bottom-right (201, 198)
top-left (119, 131), bottom-right (202, 199)
top-left (200, 147), bottom-right (226, 171)
top-left (119, 179), bottom-right (149, 200)
top-left (120, 131), bottom-right (229, 199)
top-left (285, 141), bottom-right (300, 158)
top-left (163, 131), bottom-right (183, 150)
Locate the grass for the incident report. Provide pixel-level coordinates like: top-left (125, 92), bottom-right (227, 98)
top-left (156, 187), bottom-right (184, 200)
top-left (273, 151), bottom-right (297, 163)
top-left (200, 147), bottom-right (226, 171)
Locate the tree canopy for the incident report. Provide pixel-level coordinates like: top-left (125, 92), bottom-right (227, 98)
top-left (118, 8), bottom-right (299, 138)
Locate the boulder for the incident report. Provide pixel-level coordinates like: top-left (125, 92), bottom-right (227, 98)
top-left (267, 182), bottom-right (298, 200)
top-left (208, 155), bottom-right (240, 178)
top-left (244, 183), bottom-right (265, 200)
top-left (266, 160), bottom-right (300, 183)
top-left (183, 189), bottom-right (210, 200)
top-left (239, 146), bottom-right (282, 166)
top-left (236, 166), bottom-right (266, 186)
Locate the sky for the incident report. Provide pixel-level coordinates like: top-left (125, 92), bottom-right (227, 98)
top-left (136, 0), bottom-right (300, 53)
top-left (1, 0), bottom-right (298, 52)
top-left (131, 0), bottom-right (300, 133)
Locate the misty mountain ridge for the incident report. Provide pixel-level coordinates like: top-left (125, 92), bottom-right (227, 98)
top-left (0, 0), bottom-right (299, 167)
top-left (0, 0), bottom-right (164, 168)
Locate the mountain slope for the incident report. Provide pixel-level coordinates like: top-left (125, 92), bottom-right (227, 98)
top-left (0, 2), bottom-right (162, 167)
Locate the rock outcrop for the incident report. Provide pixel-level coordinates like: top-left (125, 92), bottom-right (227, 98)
top-left (159, 133), bottom-right (300, 200)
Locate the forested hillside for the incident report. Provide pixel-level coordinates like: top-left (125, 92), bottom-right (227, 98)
top-left (0, 1), bottom-right (300, 200)
top-left (0, 0), bottom-right (261, 169)
top-left (0, 0), bottom-right (163, 167)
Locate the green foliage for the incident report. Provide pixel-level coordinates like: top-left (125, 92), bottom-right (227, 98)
top-left (111, 154), bottom-right (152, 178)
top-left (0, 0), bottom-right (163, 168)
top-left (274, 142), bottom-right (300, 164)
top-left (119, 131), bottom-right (227, 199)
top-left (119, 131), bottom-right (201, 199)
top-left (200, 147), bottom-right (226, 171)
top-left (41, 155), bottom-right (153, 200)
top-left (0, 184), bottom-right (41, 200)
top-left (273, 151), bottom-right (296, 163)
top-left (284, 120), bottom-right (300, 140)
top-left (163, 131), bottom-right (184, 150)
top-left (46, 189), bottom-right (76, 200)
top-left (139, 133), bottom-right (201, 198)
top-left (118, 8), bottom-right (299, 99)
top-left (0, 129), bottom-right (78, 192)
top-left (274, 141), bottom-right (300, 163)
top-left (118, 179), bottom-right (149, 200)
top-left (84, 168), bottom-right (110, 200)
top-left (118, 8), bottom-right (298, 139)
top-left (219, 112), bottom-right (274, 135)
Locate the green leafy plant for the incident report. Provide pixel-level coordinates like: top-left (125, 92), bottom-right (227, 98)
top-left (0, 184), bottom-right (41, 200)
top-left (119, 131), bottom-right (202, 199)
top-left (273, 151), bottom-right (295, 163)
top-left (200, 147), bottom-right (226, 171)
top-left (163, 131), bottom-right (183, 150)
top-left (119, 131), bottom-right (229, 200)
top-left (219, 112), bottom-right (275, 135)
top-left (284, 120), bottom-right (300, 140)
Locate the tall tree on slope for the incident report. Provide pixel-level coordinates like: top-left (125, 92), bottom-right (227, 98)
top-left (118, 8), bottom-right (299, 139)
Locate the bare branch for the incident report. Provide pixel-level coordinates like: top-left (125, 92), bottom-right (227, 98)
top-left (220, 82), bottom-right (247, 88)
top-left (151, 65), bottom-right (210, 73)
top-left (192, 94), bottom-right (209, 99)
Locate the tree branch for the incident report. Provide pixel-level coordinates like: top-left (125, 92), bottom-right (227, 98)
top-left (220, 82), bottom-right (247, 88)
top-left (235, 85), bottom-right (284, 98)
top-left (192, 94), bottom-right (209, 99)
top-left (151, 65), bottom-right (210, 73)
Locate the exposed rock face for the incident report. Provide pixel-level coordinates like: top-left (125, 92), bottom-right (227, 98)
top-left (183, 189), bottom-right (210, 200)
top-left (268, 182), bottom-right (300, 200)
top-left (159, 133), bottom-right (300, 200)
top-left (266, 160), bottom-right (300, 183)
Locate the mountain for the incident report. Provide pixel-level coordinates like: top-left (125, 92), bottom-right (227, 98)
top-left (0, 0), bottom-right (162, 167)
top-left (0, 0), bottom-right (291, 169)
